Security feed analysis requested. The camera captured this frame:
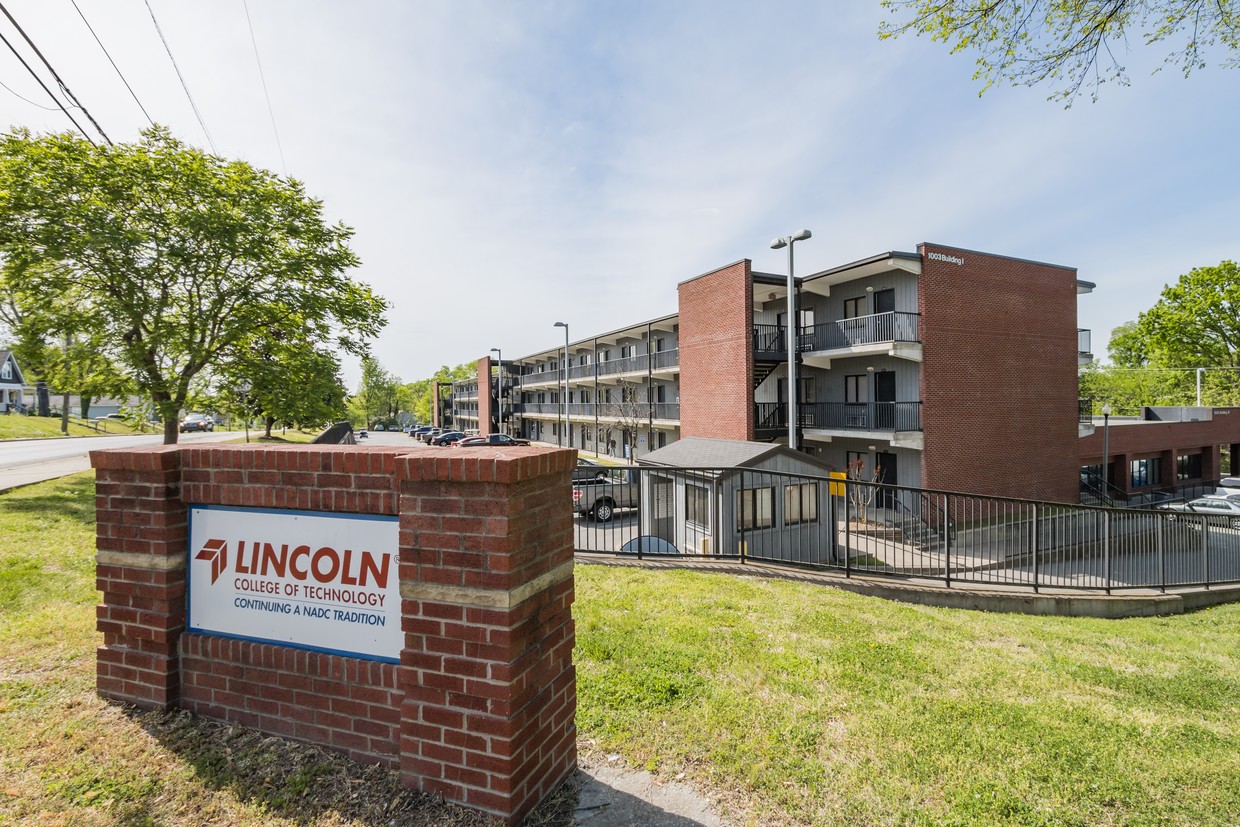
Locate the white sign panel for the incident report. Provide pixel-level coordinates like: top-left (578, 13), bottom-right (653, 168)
top-left (188, 505), bottom-right (401, 662)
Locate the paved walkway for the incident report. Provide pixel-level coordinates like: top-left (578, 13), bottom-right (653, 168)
top-left (0, 455), bottom-right (92, 492)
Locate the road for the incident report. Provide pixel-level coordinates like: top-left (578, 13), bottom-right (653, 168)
top-left (0, 430), bottom-right (249, 471)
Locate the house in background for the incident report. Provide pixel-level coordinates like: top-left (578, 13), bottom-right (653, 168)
top-left (0, 350), bottom-right (26, 413)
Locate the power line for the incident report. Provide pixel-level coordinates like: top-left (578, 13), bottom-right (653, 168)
top-left (0, 76), bottom-right (58, 110)
top-left (0, 0), bottom-right (111, 145)
top-left (69, 0), bottom-right (154, 127)
top-left (143, 0), bottom-right (216, 153)
top-left (241, 0), bottom-right (285, 174)
top-left (0, 26), bottom-right (94, 143)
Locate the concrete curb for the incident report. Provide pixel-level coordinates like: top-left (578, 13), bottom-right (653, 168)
top-left (576, 554), bottom-right (1240, 618)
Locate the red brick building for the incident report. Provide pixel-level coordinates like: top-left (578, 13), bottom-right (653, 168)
top-left (445, 242), bottom-right (1220, 503)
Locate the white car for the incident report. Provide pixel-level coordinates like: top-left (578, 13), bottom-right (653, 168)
top-left (1157, 496), bottom-right (1240, 529)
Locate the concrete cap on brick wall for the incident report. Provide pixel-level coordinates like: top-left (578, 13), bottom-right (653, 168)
top-left (90, 444), bottom-right (184, 472)
top-left (395, 446), bottom-right (574, 485)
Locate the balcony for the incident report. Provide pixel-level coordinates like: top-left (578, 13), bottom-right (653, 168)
top-left (519, 370), bottom-right (559, 387)
top-left (755, 401), bottom-right (923, 433)
top-left (511, 402), bottom-right (681, 422)
top-left (802, 312), bottom-right (920, 354)
top-left (1078, 328), bottom-right (1093, 365)
top-left (752, 324), bottom-right (787, 359)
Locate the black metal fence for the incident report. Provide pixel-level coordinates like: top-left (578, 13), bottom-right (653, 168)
top-left (573, 466), bottom-right (1240, 593)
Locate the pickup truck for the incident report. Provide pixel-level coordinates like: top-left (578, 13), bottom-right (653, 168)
top-left (572, 470), bottom-right (639, 522)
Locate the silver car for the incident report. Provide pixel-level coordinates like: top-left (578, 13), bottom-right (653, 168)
top-left (1157, 496), bottom-right (1240, 529)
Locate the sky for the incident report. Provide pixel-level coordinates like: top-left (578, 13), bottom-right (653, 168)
top-left (0, 0), bottom-right (1236, 387)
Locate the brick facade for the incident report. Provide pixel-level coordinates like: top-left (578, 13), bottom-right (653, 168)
top-left (678, 259), bottom-right (755, 441)
top-left (918, 244), bottom-right (1081, 503)
top-left (1079, 410), bottom-right (1240, 496)
top-left (93, 444), bottom-right (576, 827)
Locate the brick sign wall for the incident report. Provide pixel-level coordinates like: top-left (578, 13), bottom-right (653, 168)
top-left (93, 443), bottom-right (577, 826)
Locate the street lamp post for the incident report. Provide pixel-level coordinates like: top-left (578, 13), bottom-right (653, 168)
top-left (490, 347), bottom-right (503, 436)
top-left (769, 229), bottom-right (812, 450)
top-left (1101, 403), bottom-right (1112, 492)
top-left (554, 322), bottom-right (570, 448)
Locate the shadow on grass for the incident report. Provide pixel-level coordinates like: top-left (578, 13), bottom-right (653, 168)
top-left (129, 707), bottom-right (578, 827)
top-left (0, 473), bottom-right (96, 525)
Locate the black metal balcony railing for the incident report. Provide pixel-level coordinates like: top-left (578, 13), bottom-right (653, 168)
top-left (511, 402), bottom-right (681, 422)
top-left (525, 349), bottom-right (681, 383)
top-left (597, 354), bottom-right (648, 377)
top-left (651, 349), bottom-right (679, 371)
top-left (753, 324), bottom-right (787, 354)
top-left (755, 401), bottom-right (923, 432)
top-left (802, 312), bottom-right (921, 352)
top-left (1079, 398), bottom-right (1093, 425)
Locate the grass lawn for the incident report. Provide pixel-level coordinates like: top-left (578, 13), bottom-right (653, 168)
top-left (0, 415), bottom-right (147, 440)
top-left (2, 472), bottom-right (1238, 825)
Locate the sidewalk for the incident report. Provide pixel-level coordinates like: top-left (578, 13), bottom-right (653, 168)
top-left (0, 456), bottom-right (92, 493)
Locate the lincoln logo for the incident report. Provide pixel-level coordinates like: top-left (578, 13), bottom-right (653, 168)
top-left (202, 540), bottom-right (391, 588)
top-left (196, 538), bottom-right (228, 584)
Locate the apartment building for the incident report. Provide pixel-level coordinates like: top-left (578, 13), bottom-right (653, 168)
top-left (451, 242), bottom-right (1096, 503)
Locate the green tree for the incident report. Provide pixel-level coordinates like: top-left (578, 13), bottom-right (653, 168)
top-left (222, 330), bottom-right (348, 438)
top-left (879, 0), bottom-right (1240, 103)
top-left (0, 127), bottom-right (387, 443)
top-left (2, 263), bottom-right (132, 426)
top-left (349, 356), bottom-right (401, 427)
top-left (1134, 260), bottom-right (1240, 368)
top-left (405, 363), bottom-right (477, 424)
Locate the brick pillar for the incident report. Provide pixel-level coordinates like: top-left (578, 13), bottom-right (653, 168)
top-left (92, 446), bottom-right (187, 709)
top-left (396, 447), bottom-right (577, 826)
top-left (1202, 445), bottom-right (1221, 483)
top-left (1160, 449), bottom-right (1176, 491)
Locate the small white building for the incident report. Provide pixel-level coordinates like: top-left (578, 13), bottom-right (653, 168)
top-left (635, 436), bottom-right (838, 563)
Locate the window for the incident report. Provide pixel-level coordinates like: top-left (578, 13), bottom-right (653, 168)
top-left (843, 297), bottom-right (865, 319)
top-left (846, 451), bottom-right (868, 476)
top-left (784, 483), bottom-right (819, 525)
top-left (658, 432), bottom-right (667, 448)
top-left (582, 426), bottom-right (592, 442)
top-left (845, 375), bottom-right (868, 403)
top-left (656, 337), bottom-right (665, 352)
top-left (736, 487), bottom-right (774, 531)
top-left (686, 484), bottom-right (710, 527)
top-left (551, 423), bottom-right (558, 436)
top-left (1130, 457), bottom-right (1161, 488)
top-left (0, 361), bottom-right (10, 380)
top-left (799, 375), bottom-right (816, 403)
top-left (1177, 453), bottom-right (1203, 481)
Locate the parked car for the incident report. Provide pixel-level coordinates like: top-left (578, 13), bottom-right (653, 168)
top-left (411, 425), bottom-right (433, 438)
top-left (373, 424), bottom-right (385, 431)
top-left (572, 457), bottom-right (611, 484)
top-left (431, 430), bottom-right (465, 446)
top-left (572, 470), bottom-right (638, 522)
top-left (179, 412), bottom-right (214, 433)
top-left (456, 434), bottom-right (532, 447)
top-left (1217, 477), bottom-right (1240, 496)
top-left (1157, 496), bottom-right (1240, 528)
